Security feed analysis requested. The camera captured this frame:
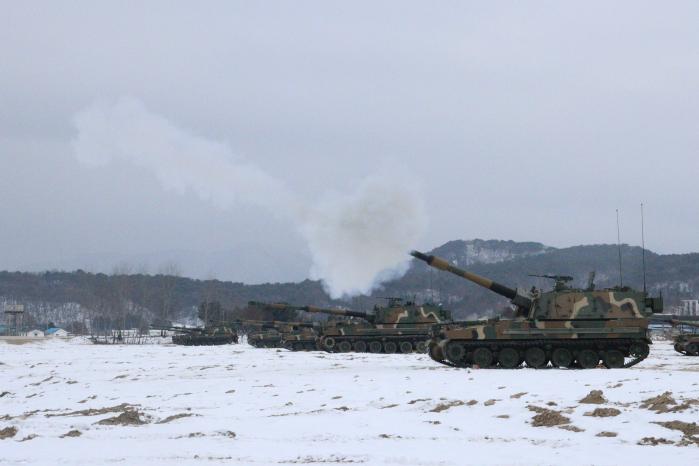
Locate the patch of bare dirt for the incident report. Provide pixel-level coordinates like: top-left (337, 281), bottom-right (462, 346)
top-left (466, 400), bottom-right (478, 406)
top-left (429, 400), bottom-right (465, 413)
top-left (46, 403), bottom-right (135, 418)
top-left (96, 410), bottom-right (146, 426)
top-left (596, 431), bottom-right (618, 437)
top-left (282, 455), bottom-right (366, 464)
top-left (0, 426), bottom-right (18, 439)
top-left (60, 430), bottom-right (82, 438)
top-left (408, 398), bottom-right (431, 405)
top-left (584, 408), bottom-right (621, 417)
top-left (157, 413), bottom-right (197, 424)
top-left (380, 404), bottom-right (398, 409)
top-left (638, 436), bottom-right (674, 446)
top-left (19, 434), bottom-right (37, 442)
top-left (0, 391), bottom-right (10, 398)
top-left (528, 406), bottom-right (571, 427)
top-left (496, 415), bottom-right (510, 419)
top-left (653, 421), bottom-right (699, 437)
top-left (484, 399), bottom-right (497, 406)
top-left (579, 390), bottom-right (606, 404)
top-left (640, 391), bottom-right (677, 413)
top-left (510, 392), bottom-right (527, 399)
top-left (559, 425), bottom-right (584, 432)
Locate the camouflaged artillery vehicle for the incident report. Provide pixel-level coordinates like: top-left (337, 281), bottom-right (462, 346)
top-left (670, 320), bottom-right (699, 356)
top-left (410, 250), bottom-right (663, 369)
top-left (152, 324), bottom-right (238, 346)
top-left (236, 318), bottom-right (320, 351)
top-left (257, 300), bottom-right (452, 354)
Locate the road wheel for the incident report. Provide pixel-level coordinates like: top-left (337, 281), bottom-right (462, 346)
top-left (497, 348), bottom-right (520, 369)
top-left (446, 342), bottom-right (465, 363)
top-left (337, 341), bottom-right (352, 352)
top-left (399, 341), bottom-right (413, 353)
top-left (551, 348), bottom-right (573, 368)
top-left (472, 347), bottom-right (493, 368)
top-left (415, 341), bottom-right (428, 353)
top-left (292, 342), bottom-right (303, 351)
top-left (304, 343), bottom-right (317, 351)
top-left (383, 341), bottom-right (398, 353)
top-left (353, 340), bottom-right (367, 352)
top-left (428, 342), bottom-right (444, 361)
top-left (686, 343), bottom-right (698, 356)
top-left (323, 337), bottom-right (336, 350)
top-left (603, 350), bottom-right (625, 368)
top-left (368, 341), bottom-right (383, 353)
top-left (577, 349), bottom-right (599, 369)
top-left (524, 347), bottom-right (548, 369)
top-left (629, 342), bottom-right (650, 359)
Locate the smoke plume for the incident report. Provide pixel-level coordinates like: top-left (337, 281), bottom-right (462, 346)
top-left (72, 97), bottom-right (427, 298)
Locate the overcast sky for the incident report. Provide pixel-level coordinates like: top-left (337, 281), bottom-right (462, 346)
top-left (1, 1), bottom-right (698, 283)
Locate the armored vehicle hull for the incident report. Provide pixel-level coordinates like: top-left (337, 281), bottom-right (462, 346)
top-left (670, 320), bottom-right (699, 355)
top-left (253, 300), bottom-right (452, 354)
top-left (412, 250), bottom-right (663, 369)
top-left (172, 334), bottom-right (238, 346)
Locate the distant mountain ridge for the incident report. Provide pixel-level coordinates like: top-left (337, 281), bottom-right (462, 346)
top-left (2, 239), bottom-right (699, 328)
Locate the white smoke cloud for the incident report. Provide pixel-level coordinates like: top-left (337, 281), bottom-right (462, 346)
top-left (71, 97), bottom-right (427, 297)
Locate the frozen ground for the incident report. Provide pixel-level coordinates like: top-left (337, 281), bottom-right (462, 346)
top-left (1, 339), bottom-right (698, 466)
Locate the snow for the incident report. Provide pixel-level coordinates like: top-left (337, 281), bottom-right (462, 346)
top-left (1, 339), bottom-right (698, 465)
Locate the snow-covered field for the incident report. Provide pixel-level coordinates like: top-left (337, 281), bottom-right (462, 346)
top-left (1, 339), bottom-right (698, 465)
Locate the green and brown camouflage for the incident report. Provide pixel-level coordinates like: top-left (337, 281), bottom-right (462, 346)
top-left (670, 320), bottom-right (699, 356)
top-left (259, 299), bottom-right (453, 354)
top-left (411, 250), bottom-right (663, 369)
top-left (236, 318), bottom-right (319, 350)
top-left (151, 324), bottom-right (238, 346)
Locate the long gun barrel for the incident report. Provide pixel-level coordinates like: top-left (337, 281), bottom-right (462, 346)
top-left (249, 301), bottom-right (372, 322)
top-left (410, 250), bottom-right (533, 309)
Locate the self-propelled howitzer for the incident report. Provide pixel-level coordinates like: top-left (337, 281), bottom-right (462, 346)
top-left (256, 299), bottom-right (453, 354)
top-left (670, 320), bottom-right (699, 356)
top-left (151, 324), bottom-right (238, 346)
top-left (411, 250), bottom-right (663, 369)
top-left (235, 318), bottom-right (320, 350)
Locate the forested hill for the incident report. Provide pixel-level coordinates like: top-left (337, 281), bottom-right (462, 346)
top-left (2, 239), bottom-right (698, 329)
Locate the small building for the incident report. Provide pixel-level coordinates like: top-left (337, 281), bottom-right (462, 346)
top-left (45, 327), bottom-right (69, 337)
top-left (680, 300), bottom-right (699, 316)
top-left (25, 329), bottom-right (45, 337)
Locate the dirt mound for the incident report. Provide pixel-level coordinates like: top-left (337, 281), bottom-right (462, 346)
top-left (528, 406), bottom-right (570, 427)
top-left (96, 410), bottom-right (145, 426)
top-left (157, 413), bottom-right (196, 424)
top-left (579, 390), bottom-right (606, 404)
top-left (638, 437), bottom-right (674, 446)
top-left (0, 426), bottom-right (17, 439)
top-left (596, 431), bottom-right (618, 437)
top-left (60, 430), bottom-right (82, 438)
top-left (640, 391), bottom-right (676, 412)
top-left (653, 421), bottom-right (699, 437)
top-left (584, 408), bottom-right (621, 417)
top-left (430, 400), bottom-right (465, 413)
top-left (47, 403), bottom-right (134, 418)
top-left (510, 392), bottom-right (527, 399)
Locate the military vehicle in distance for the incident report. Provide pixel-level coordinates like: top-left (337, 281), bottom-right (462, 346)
top-left (258, 300), bottom-right (452, 354)
top-left (670, 320), bottom-right (699, 356)
top-left (239, 318), bottom-right (320, 351)
top-left (411, 250), bottom-right (663, 369)
top-left (153, 324), bottom-right (238, 346)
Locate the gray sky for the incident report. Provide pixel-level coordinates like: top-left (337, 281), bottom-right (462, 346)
top-left (1, 1), bottom-right (698, 284)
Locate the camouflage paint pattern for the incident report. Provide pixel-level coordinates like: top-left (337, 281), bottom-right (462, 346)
top-left (411, 250), bottom-right (663, 369)
top-left (671, 320), bottom-right (699, 356)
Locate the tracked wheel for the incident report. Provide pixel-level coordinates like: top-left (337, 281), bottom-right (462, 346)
top-left (472, 347), bottom-right (493, 368)
top-left (629, 342), bottom-right (650, 359)
top-left (337, 341), bottom-right (352, 352)
top-left (368, 341), bottom-right (382, 353)
top-left (524, 347), bottom-right (548, 369)
top-left (416, 341), bottom-right (428, 353)
top-left (446, 342), bottom-right (465, 364)
top-left (383, 341), bottom-right (398, 353)
top-left (577, 349), bottom-right (599, 369)
top-left (686, 343), bottom-right (698, 356)
top-left (353, 340), bottom-right (367, 352)
top-left (497, 348), bottom-right (520, 369)
top-left (551, 348), bottom-right (573, 368)
top-left (603, 350), bottom-right (625, 368)
top-left (399, 341), bottom-right (413, 353)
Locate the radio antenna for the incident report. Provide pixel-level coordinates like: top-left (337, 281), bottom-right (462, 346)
top-left (641, 203), bottom-right (647, 293)
top-left (616, 209), bottom-right (623, 287)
